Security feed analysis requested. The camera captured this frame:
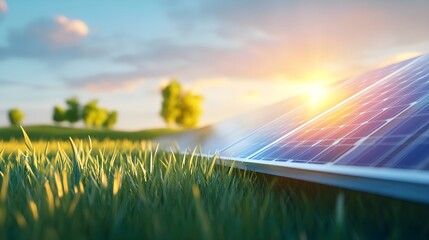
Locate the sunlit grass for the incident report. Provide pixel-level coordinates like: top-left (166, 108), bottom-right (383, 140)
top-left (0, 131), bottom-right (428, 239)
top-left (0, 125), bottom-right (182, 142)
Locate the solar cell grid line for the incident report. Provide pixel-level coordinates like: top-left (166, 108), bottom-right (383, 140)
top-left (252, 119), bottom-right (360, 162)
top-left (371, 129), bottom-right (429, 169)
top-left (220, 107), bottom-right (319, 157)
top-left (218, 113), bottom-right (307, 152)
top-left (317, 58), bottom-right (428, 138)
top-left (356, 86), bottom-right (416, 111)
top-left (212, 98), bottom-right (308, 145)
top-left (245, 97), bottom-right (368, 159)
top-left (200, 102), bottom-right (291, 148)
top-left (331, 83), bottom-right (429, 164)
top-left (333, 105), bottom-right (429, 167)
top-left (264, 94), bottom-right (414, 162)
top-left (384, 123), bottom-right (429, 169)
top-left (372, 113), bottom-right (429, 167)
top-left (266, 119), bottom-right (384, 163)
top-left (232, 70), bottom-right (400, 156)
top-left (334, 121), bottom-right (422, 168)
top-left (374, 113), bottom-right (429, 140)
top-left (254, 73), bottom-right (428, 162)
top-left (337, 58), bottom-right (413, 89)
top-left (400, 143), bottom-right (429, 169)
top-left (221, 59), bottom-right (418, 158)
top-left (251, 105), bottom-right (379, 161)
top-left (194, 98), bottom-right (307, 152)
top-left (245, 56), bottom-right (424, 160)
top-left (251, 70), bottom-right (425, 164)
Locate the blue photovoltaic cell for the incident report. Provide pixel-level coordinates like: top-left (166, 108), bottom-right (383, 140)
top-left (244, 55), bottom-right (429, 170)
top-left (161, 54), bottom-right (429, 202)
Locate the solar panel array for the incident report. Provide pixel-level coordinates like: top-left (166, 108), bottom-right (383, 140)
top-left (248, 57), bottom-right (429, 170)
top-left (162, 54), bottom-right (429, 203)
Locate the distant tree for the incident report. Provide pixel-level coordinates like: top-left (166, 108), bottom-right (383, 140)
top-left (53, 105), bottom-right (67, 124)
top-left (54, 98), bottom-right (117, 128)
top-left (82, 101), bottom-right (115, 128)
top-left (103, 111), bottom-right (118, 129)
top-left (8, 108), bottom-right (25, 126)
top-left (176, 92), bottom-right (203, 128)
top-left (93, 108), bottom-right (108, 127)
top-left (82, 100), bottom-right (99, 127)
top-left (65, 98), bottom-right (80, 126)
top-left (160, 80), bottom-right (203, 128)
top-left (160, 80), bottom-right (182, 125)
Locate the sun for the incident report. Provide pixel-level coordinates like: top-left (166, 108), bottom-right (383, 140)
top-left (305, 82), bottom-right (328, 105)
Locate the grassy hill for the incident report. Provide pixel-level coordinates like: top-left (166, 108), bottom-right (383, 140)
top-left (0, 125), bottom-right (182, 141)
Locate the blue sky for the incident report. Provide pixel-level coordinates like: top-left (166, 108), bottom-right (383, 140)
top-left (1, 0), bottom-right (429, 129)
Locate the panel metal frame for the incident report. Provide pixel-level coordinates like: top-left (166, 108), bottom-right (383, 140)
top-left (207, 154), bottom-right (429, 203)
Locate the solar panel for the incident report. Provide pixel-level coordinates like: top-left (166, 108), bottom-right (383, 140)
top-left (160, 54), bottom-right (429, 203)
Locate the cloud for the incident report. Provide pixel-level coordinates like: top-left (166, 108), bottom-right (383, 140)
top-left (0, 15), bottom-right (101, 62)
top-left (115, 41), bottom-right (271, 79)
top-left (185, 1), bottom-right (429, 44)
top-left (49, 16), bottom-right (89, 46)
top-left (0, 0), bottom-right (7, 14)
top-left (64, 71), bottom-right (146, 93)
top-left (55, 16), bottom-right (89, 36)
top-left (134, 0), bottom-right (429, 82)
top-left (64, 1), bottom-right (429, 94)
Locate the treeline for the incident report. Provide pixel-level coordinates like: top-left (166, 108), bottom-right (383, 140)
top-left (5, 79), bottom-right (203, 129)
top-left (6, 98), bottom-right (117, 128)
top-left (53, 98), bottom-right (118, 128)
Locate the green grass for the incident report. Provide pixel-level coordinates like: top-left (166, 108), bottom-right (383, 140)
top-left (0, 131), bottom-right (428, 239)
top-left (0, 125), bottom-right (181, 141)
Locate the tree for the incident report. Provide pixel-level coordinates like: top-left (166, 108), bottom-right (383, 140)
top-left (160, 80), bottom-right (203, 128)
top-left (53, 105), bottom-right (66, 124)
top-left (176, 91), bottom-right (203, 128)
top-left (160, 80), bottom-right (182, 125)
top-left (65, 98), bottom-right (80, 125)
top-left (103, 111), bottom-right (118, 129)
top-left (93, 108), bottom-right (108, 127)
top-left (53, 98), bottom-right (118, 129)
top-left (8, 108), bottom-right (25, 126)
top-left (82, 100), bottom-right (99, 127)
top-left (82, 101), bottom-right (114, 128)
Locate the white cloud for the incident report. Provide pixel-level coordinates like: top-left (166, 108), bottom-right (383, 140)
top-left (46, 15), bottom-right (90, 48)
top-left (0, 16), bottom-right (100, 61)
top-left (55, 15), bottom-right (89, 37)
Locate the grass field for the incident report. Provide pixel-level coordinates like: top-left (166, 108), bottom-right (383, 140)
top-left (0, 125), bottom-right (182, 141)
top-left (0, 129), bottom-right (428, 239)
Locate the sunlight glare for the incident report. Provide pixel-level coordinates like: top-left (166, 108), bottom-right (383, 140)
top-left (306, 82), bottom-right (328, 105)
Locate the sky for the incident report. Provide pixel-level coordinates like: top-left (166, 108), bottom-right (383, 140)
top-left (1, 0), bottom-right (429, 130)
